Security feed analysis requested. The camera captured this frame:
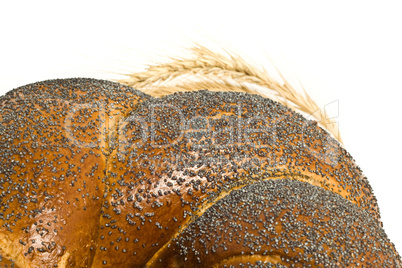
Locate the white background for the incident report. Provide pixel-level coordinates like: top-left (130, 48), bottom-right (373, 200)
top-left (1, 1), bottom-right (401, 255)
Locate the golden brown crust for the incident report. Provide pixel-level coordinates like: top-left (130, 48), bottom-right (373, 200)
top-left (0, 78), bottom-right (149, 267)
top-left (95, 90), bottom-right (397, 267)
top-left (0, 81), bottom-right (400, 267)
top-left (0, 250), bottom-right (20, 268)
top-left (149, 179), bottom-right (400, 267)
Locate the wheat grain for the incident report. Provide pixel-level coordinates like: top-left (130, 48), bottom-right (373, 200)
top-left (117, 45), bottom-right (342, 143)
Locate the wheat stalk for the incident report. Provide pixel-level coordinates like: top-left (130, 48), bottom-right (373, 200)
top-left (116, 45), bottom-right (342, 143)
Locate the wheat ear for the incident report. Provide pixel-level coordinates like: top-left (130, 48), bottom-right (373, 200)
top-left (116, 45), bottom-right (342, 143)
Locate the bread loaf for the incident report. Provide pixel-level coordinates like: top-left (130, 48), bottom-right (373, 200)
top-left (0, 78), bottom-right (400, 267)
